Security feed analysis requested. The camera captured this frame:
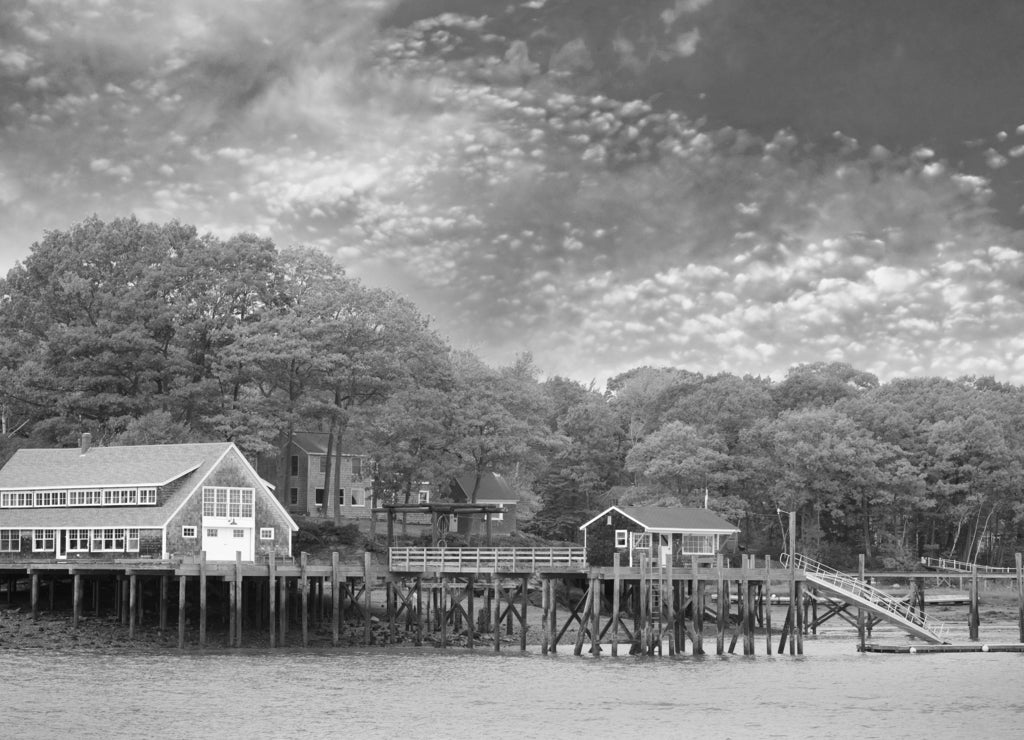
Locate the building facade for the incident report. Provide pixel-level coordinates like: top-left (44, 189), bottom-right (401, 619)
top-left (0, 436), bottom-right (297, 563)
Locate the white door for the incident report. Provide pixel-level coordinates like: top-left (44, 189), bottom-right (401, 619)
top-left (203, 526), bottom-right (254, 561)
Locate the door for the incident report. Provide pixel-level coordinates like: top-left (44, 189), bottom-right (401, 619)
top-left (56, 529), bottom-right (67, 560)
top-left (629, 531), bottom-right (651, 568)
top-left (203, 527), bottom-right (254, 561)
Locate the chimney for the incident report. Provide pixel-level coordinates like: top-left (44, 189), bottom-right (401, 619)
top-left (80, 432), bottom-right (92, 455)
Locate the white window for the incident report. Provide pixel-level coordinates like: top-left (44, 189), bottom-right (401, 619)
top-left (1, 491), bottom-right (33, 508)
top-left (32, 529), bottom-right (56, 552)
top-left (68, 489), bottom-right (102, 506)
top-left (349, 488), bottom-right (365, 507)
top-left (202, 487), bottom-right (254, 518)
top-left (103, 489), bottom-right (136, 505)
top-left (630, 532), bottom-right (652, 551)
top-left (489, 511), bottom-right (504, 522)
top-left (139, 488), bottom-right (157, 505)
top-left (207, 529), bottom-right (218, 538)
top-left (67, 529), bottom-right (90, 552)
top-left (126, 529), bottom-right (140, 552)
top-left (260, 528), bottom-right (274, 540)
top-left (91, 528), bottom-right (126, 551)
top-left (35, 490), bottom-right (66, 507)
top-left (680, 534), bottom-right (715, 555)
top-left (232, 529), bottom-right (245, 539)
top-left (615, 529), bottom-right (628, 548)
top-left (0, 529), bottom-right (20, 552)
top-left (182, 526), bottom-right (197, 539)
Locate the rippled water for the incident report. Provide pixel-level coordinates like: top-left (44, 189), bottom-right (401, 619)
top-left (4, 635), bottom-right (1023, 740)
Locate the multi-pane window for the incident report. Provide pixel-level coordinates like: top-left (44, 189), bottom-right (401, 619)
top-left (202, 487), bottom-right (254, 518)
top-left (260, 528), bottom-right (274, 540)
top-left (318, 455), bottom-right (327, 473)
top-left (138, 488), bottom-right (157, 505)
top-left (352, 456), bottom-right (363, 479)
top-left (34, 490), bottom-right (66, 507)
top-left (91, 528), bottom-right (126, 552)
top-left (232, 529), bottom-right (245, 539)
top-left (680, 534), bottom-right (714, 554)
top-left (207, 529), bottom-right (218, 538)
top-left (67, 529), bottom-right (90, 551)
top-left (615, 530), bottom-right (628, 548)
top-left (315, 488), bottom-right (324, 506)
top-left (68, 490), bottom-right (102, 506)
top-left (126, 529), bottom-right (140, 552)
top-left (349, 488), bottom-right (365, 507)
top-left (290, 456), bottom-right (299, 476)
top-left (32, 529), bottom-right (56, 552)
top-left (0, 491), bottom-right (33, 507)
top-left (182, 526), bottom-right (197, 539)
top-left (0, 529), bottom-right (20, 552)
top-left (104, 489), bottom-right (137, 505)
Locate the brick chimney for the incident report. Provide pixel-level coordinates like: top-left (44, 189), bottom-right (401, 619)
top-left (80, 432), bottom-right (92, 455)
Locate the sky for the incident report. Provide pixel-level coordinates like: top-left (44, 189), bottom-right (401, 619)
top-left (3, 0), bottom-right (1024, 387)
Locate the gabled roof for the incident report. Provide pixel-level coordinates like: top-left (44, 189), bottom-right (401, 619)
top-left (450, 472), bottom-right (517, 504)
top-left (580, 505), bottom-right (739, 533)
top-left (291, 431), bottom-right (366, 457)
top-left (0, 442), bottom-right (230, 491)
top-left (0, 442), bottom-right (298, 532)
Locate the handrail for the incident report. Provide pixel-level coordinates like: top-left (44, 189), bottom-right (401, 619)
top-left (920, 556), bottom-right (1016, 574)
top-left (782, 553), bottom-right (948, 641)
top-left (389, 547), bottom-right (587, 572)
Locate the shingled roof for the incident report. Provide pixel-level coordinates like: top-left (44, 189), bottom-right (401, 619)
top-left (580, 505), bottom-right (739, 533)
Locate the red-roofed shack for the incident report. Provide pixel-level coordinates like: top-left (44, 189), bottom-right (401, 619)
top-left (580, 505), bottom-right (739, 567)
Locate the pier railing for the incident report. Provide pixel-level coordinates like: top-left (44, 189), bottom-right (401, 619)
top-left (783, 553), bottom-right (949, 643)
top-left (389, 547), bottom-right (587, 573)
top-left (920, 556), bottom-right (1016, 574)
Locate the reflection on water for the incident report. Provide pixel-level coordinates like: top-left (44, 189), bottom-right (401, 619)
top-left (4, 636), bottom-right (1024, 740)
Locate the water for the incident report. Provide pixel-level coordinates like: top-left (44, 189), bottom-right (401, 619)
top-left (3, 636), bottom-right (1023, 739)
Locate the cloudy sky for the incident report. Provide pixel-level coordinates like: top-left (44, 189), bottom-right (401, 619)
top-left (3, 0), bottom-right (1024, 386)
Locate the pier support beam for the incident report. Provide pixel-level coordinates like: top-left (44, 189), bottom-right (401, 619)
top-left (177, 575), bottom-right (187, 648)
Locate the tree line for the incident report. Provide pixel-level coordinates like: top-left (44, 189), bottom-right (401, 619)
top-left (2, 217), bottom-right (1023, 568)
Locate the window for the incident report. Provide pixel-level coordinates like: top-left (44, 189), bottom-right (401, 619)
top-left (351, 456), bottom-right (363, 479)
top-left (91, 528), bottom-right (126, 552)
top-left (1, 491), bottom-right (33, 508)
top-left (349, 488), bottom-right (365, 507)
top-left (68, 489), bottom-right (101, 506)
top-left (680, 534), bottom-right (714, 555)
top-left (417, 484), bottom-right (430, 504)
top-left (318, 455), bottom-right (327, 473)
top-left (202, 487), bottom-right (254, 518)
top-left (139, 488), bottom-right (157, 505)
top-left (126, 529), bottom-right (140, 552)
top-left (32, 529), bottom-right (56, 552)
top-left (489, 512), bottom-right (504, 522)
top-left (315, 488), bottom-right (324, 506)
top-left (630, 532), bottom-right (652, 551)
top-left (0, 529), bottom-right (20, 552)
top-left (35, 490), bottom-right (66, 507)
top-left (290, 455), bottom-right (299, 476)
top-left (103, 489), bottom-right (136, 505)
top-left (260, 528), bottom-right (274, 540)
top-left (182, 526), bottom-right (197, 539)
top-left (290, 488), bottom-right (298, 505)
top-left (67, 529), bottom-right (90, 552)
top-left (615, 530), bottom-right (628, 548)
top-left (232, 529), bottom-right (244, 539)
top-left (207, 529), bottom-right (218, 538)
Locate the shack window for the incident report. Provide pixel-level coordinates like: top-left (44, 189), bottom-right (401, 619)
top-left (182, 526), bottom-right (197, 539)
top-left (32, 529), bottom-right (56, 552)
top-left (260, 528), bottom-right (274, 540)
top-left (0, 529), bottom-right (20, 552)
top-left (290, 455), bottom-right (299, 476)
top-left (614, 529), bottom-right (628, 548)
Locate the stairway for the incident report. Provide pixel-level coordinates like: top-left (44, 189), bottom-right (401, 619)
top-left (781, 553), bottom-right (949, 644)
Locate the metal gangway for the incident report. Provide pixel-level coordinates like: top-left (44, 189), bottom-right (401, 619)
top-left (782, 553), bottom-right (949, 644)
top-left (920, 556), bottom-right (1016, 574)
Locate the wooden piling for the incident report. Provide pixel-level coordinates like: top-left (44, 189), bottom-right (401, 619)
top-left (300, 552), bottom-right (309, 647)
top-left (969, 565), bottom-right (980, 641)
top-left (492, 578), bottom-right (501, 653)
top-left (129, 574), bottom-right (137, 639)
top-left (550, 578), bottom-right (559, 653)
top-left (763, 556), bottom-right (772, 655)
top-left (611, 554), bottom-right (621, 657)
top-left (234, 551), bottom-right (243, 647)
top-left (440, 577), bottom-right (448, 649)
top-left (1017, 552), bottom-right (1023, 644)
top-left (279, 571), bottom-right (288, 645)
top-left (228, 572), bottom-right (236, 647)
top-left (857, 554), bottom-right (866, 651)
top-left (331, 552), bottom-right (340, 646)
top-left (716, 556), bottom-right (726, 655)
top-left (199, 551), bottom-right (207, 647)
top-left (467, 576), bottom-right (475, 649)
top-left (574, 581), bottom-right (594, 656)
top-left (268, 553), bottom-right (276, 648)
top-left (590, 577), bottom-right (601, 656)
top-left (159, 575), bottom-right (168, 632)
top-left (541, 577), bottom-right (551, 655)
top-left (363, 552), bottom-right (372, 645)
top-left (521, 576), bottom-right (529, 652)
top-left (177, 575), bottom-right (186, 648)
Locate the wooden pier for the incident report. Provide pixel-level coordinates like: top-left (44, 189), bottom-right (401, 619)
top-left (2, 549), bottom-right (1023, 655)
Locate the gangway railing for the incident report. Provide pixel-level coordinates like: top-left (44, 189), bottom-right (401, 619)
top-left (920, 556), bottom-right (1016, 574)
top-left (782, 553), bottom-right (949, 644)
top-left (389, 547), bottom-right (587, 573)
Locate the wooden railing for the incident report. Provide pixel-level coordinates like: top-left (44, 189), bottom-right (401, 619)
top-left (389, 547), bottom-right (587, 573)
top-left (920, 556), bottom-right (1016, 574)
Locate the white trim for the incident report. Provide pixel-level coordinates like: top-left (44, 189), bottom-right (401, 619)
top-left (182, 526), bottom-right (197, 539)
top-left (578, 505), bottom-right (739, 534)
top-left (0, 465), bottom-right (202, 492)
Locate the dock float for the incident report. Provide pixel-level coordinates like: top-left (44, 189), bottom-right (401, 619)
top-left (861, 643), bottom-right (1024, 654)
